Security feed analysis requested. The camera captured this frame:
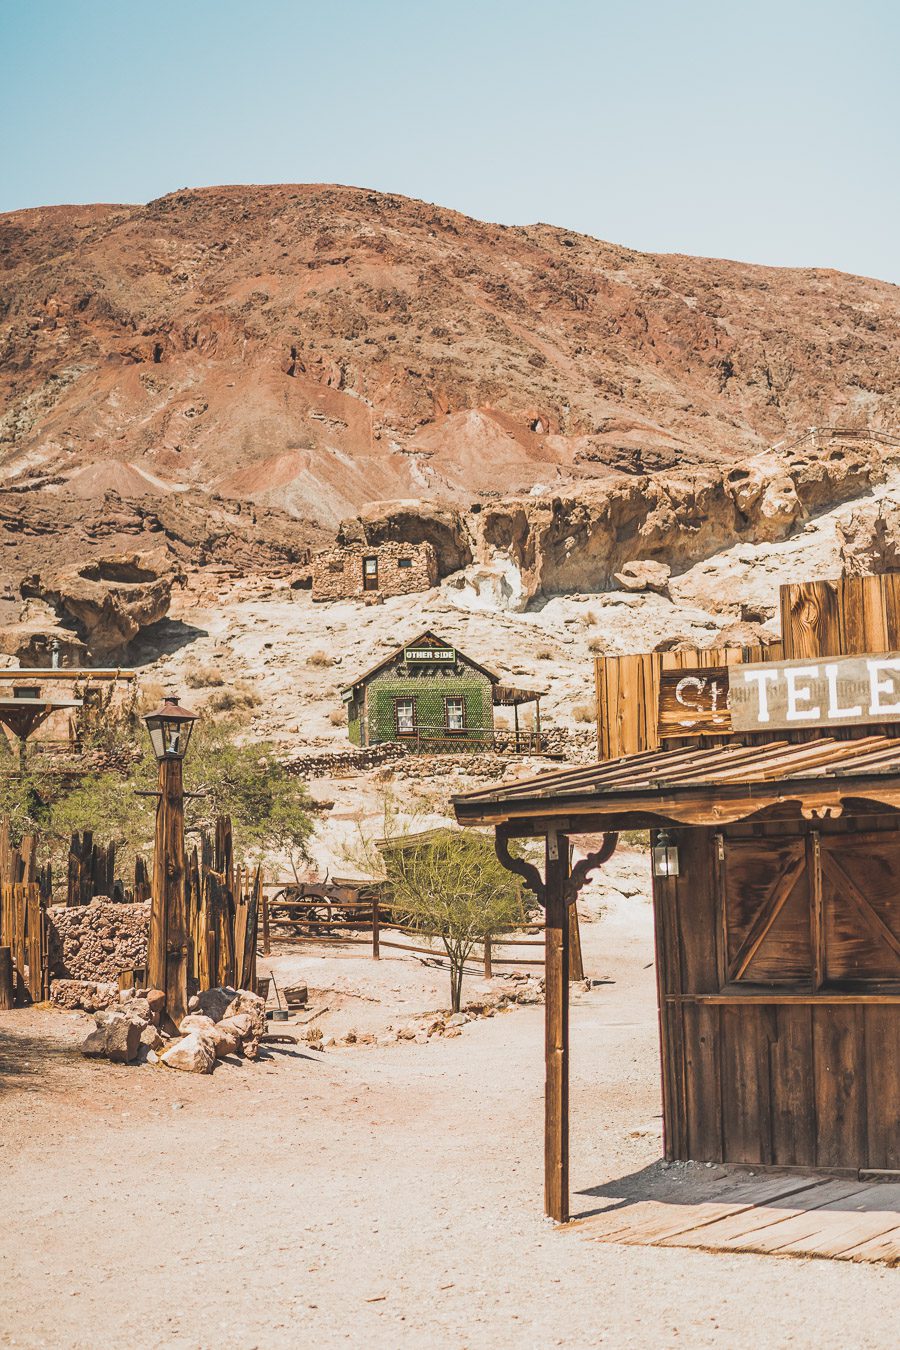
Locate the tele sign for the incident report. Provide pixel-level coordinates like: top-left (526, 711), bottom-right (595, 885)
top-left (729, 653), bottom-right (900, 731)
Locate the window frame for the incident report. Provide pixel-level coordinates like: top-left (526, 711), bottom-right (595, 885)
top-left (394, 696), bottom-right (418, 738)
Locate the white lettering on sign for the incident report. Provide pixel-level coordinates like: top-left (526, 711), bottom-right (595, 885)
top-left (729, 651), bottom-right (900, 731)
top-left (785, 665), bottom-right (820, 721)
top-left (867, 658), bottom-right (900, 717)
top-left (824, 663), bottom-right (862, 719)
top-left (740, 669), bottom-right (779, 723)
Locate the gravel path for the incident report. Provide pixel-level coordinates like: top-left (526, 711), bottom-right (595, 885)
top-left (1, 890), bottom-right (897, 1349)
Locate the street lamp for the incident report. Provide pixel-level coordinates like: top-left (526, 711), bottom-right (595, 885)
top-left (143, 694), bottom-right (198, 1028)
top-left (144, 695), bottom-right (198, 761)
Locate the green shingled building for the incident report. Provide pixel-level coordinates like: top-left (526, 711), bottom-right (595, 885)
top-left (341, 631), bottom-right (498, 748)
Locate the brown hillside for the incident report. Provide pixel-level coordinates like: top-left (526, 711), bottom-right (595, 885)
top-left (1, 183), bottom-right (899, 527)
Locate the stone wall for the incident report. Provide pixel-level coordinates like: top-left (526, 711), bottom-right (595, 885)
top-left (47, 898), bottom-right (150, 983)
top-left (311, 541), bottom-right (438, 602)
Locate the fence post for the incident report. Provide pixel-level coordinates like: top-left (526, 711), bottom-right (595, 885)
top-left (372, 896), bottom-right (380, 960)
top-left (483, 933), bottom-right (492, 979)
top-left (261, 886), bottom-right (271, 956)
top-left (0, 946), bottom-right (12, 1010)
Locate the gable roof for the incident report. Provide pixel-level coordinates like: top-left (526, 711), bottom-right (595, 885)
top-left (340, 630), bottom-right (499, 693)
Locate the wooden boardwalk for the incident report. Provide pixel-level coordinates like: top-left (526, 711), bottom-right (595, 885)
top-left (575, 1174), bottom-right (900, 1266)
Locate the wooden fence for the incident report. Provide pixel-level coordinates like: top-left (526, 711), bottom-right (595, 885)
top-left (261, 882), bottom-right (550, 976)
top-left (0, 823), bottom-right (50, 1007)
top-left (188, 817), bottom-right (259, 994)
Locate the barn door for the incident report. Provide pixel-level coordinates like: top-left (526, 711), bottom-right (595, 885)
top-left (720, 836), bottom-right (812, 987)
top-left (820, 834), bottom-right (900, 985)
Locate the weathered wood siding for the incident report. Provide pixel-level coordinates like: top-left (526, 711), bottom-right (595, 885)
top-left (655, 812), bottom-right (900, 1172)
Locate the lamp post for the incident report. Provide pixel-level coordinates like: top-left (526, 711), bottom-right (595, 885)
top-left (144, 695), bottom-right (198, 1028)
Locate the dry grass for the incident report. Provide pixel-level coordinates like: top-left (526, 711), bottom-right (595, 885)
top-left (207, 679), bottom-right (262, 714)
top-left (535, 647), bottom-right (555, 661)
top-left (583, 609), bottom-right (598, 626)
top-left (138, 680), bottom-right (166, 712)
top-left (588, 637), bottom-right (605, 654)
top-left (184, 662), bottom-right (225, 689)
top-left (307, 650), bottom-right (335, 668)
top-left (572, 700), bottom-right (597, 724)
top-left (328, 708), bottom-right (346, 726)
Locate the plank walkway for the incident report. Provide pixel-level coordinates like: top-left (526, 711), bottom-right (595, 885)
top-left (575, 1175), bottom-right (900, 1266)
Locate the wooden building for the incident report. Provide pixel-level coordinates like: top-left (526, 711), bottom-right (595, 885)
top-left (341, 630), bottom-right (544, 752)
top-left (454, 574), bottom-right (900, 1222)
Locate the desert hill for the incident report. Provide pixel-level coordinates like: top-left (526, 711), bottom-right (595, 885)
top-left (2, 184), bottom-right (900, 528)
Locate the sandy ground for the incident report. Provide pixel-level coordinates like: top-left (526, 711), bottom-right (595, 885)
top-left (1, 858), bottom-right (898, 1350)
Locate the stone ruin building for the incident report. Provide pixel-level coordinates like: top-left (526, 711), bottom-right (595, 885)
top-left (310, 541), bottom-right (438, 602)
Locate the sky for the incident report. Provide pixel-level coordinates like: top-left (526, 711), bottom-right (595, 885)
top-left (1, 0), bottom-right (898, 283)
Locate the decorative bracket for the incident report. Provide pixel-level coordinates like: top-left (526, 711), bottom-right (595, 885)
top-left (563, 833), bottom-right (618, 906)
top-left (494, 825), bottom-right (619, 908)
top-left (495, 823), bottom-right (545, 906)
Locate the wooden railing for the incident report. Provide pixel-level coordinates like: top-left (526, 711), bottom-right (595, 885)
top-left (261, 887), bottom-right (546, 973)
top-left (393, 724), bottom-right (549, 754)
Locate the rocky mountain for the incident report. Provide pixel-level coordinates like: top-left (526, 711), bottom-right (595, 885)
top-left (3, 184), bottom-right (900, 532)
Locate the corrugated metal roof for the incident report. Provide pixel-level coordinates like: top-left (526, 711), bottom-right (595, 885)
top-left (453, 736), bottom-right (900, 813)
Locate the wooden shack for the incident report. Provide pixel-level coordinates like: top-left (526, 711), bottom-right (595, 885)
top-left (454, 574), bottom-right (900, 1222)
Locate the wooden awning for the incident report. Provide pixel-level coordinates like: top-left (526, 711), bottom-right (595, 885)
top-left (492, 683), bottom-right (546, 707)
top-left (454, 735), bottom-right (900, 830)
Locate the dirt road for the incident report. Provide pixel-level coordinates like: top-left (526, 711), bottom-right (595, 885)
top-left (1, 886), bottom-right (897, 1349)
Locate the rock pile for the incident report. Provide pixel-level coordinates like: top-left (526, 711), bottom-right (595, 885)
top-left (332, 974), bottom-right (544, 1048)
top-left (47, 899), bottom-right (149, 983)
top-left (79, 985), bottom-right (268, 1073)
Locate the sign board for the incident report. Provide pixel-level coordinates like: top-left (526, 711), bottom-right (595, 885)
top-left (657, 668), bottom-right (732, 739)
top-left (405, 646), bottom-right (455, 664)
top-left (729, 652), bottom-right (900, 731)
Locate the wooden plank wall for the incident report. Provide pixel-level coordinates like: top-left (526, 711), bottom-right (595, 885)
top-left (596, 571), bottom-right (900, 761)
top-left (656, 815), bottom-right (900, 1172)
top-left (594, 643), bottom-right (781, 760)
top-left (0, 822), bottom-right (49, 1005)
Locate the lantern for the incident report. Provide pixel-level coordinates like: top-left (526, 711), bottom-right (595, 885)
top-left (143, 695), bottom-right (198, 761)
top-left (652, 829), bottom-right (680, 878)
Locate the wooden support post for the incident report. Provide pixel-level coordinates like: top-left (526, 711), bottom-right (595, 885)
top-left (535, 698), bottom-right (542, 752)
top-left (483, 933), bottom-right (492, 979)
top-left (261, 886), bottom-right (271, 956)
top-left (0, 946), bottom-right (13, 1010)
top-left (544, 829), bottom-right (570, 1223)
top-left (147, 756), bottom-right (188, 1027)
top-left (513, 703), bottom-right (520, 753)
top-left (566, 839), bottom-right (585, 983)
top-left (372, 897), bottom-right (380, 960)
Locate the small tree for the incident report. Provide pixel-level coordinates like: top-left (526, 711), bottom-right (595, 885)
top-left (382, 828), bottom-right (524, 1012)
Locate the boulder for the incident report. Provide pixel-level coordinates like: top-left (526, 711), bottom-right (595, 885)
top-left (160, 1032), bottom-right (216, 1074)
top-left (446, 1012), bottom-right (470, 1028)
top-left (196, 986), bottom-right (239, 1023)
top-left (222, 990), bottom-right (266, 1041)
top-left (613, 560), bottom-right (671, 594)
top-left (218, 1012), bottom-right (253, 1040)
top-left (144, 989), bottom-right (166, 1018)
top-left (105, 1015), bottom-right (142, 1063)
top-left (24, 546), bottom-right (183, 658)
top-left (838, 498), bottom-right (900, 575)
top-left (139, 1025), bottom-right (165, 1051)
top-left (209, 1024), bottom-right (242, 1059)
top-left (178, 1013), bottom-right (217, 1035)
top-left (81, 1028), bottom-right (110, 1058)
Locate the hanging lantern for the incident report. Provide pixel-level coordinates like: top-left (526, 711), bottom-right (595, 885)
top-left (652, 829), bottom-right (680, 878)
top-left (143, 694), bottom-right (198, 761)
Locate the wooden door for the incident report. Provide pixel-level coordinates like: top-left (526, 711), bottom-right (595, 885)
top-left (363, 557), bottom-right (379, 592)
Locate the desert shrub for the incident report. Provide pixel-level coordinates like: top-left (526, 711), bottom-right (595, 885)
top-left (572, 700), bottom-right (597, 724)
top-left (535, 647), bottom-right (555, 661)
top-left (307, 650), bottom-right (334, 668)
top-left (618, 829), bottom-right (650, 852)
top-left (583, 610), bottom-right (598, 626)
top-left (329, 708), bottom-right (346, 726)
top-left (588, 637), bottom-right (605, 654)
top-left (207, 680), bottom-right (262, 714)
top-left (184, 662), bottom-right (225, 689)
top-left (138, 679), bottom-right (166, 712)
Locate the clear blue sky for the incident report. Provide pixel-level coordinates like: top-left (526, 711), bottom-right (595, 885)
top-left (2, 0), bottom-right (898, 282)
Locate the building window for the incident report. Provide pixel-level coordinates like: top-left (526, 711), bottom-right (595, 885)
top-left (398, 558), bottom-right (413, 569)
top-left (14, 687), bottom-right (40, 700)
top-left (328, 560), bottom-right (344, 574)
top-left (363, 556), bottom-right (379, 591)
top-left (445, 697), bottom-right (466, 732)
top-left (395, 698), bottom-right (417, 737)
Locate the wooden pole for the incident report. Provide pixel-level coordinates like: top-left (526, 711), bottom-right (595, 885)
top-left (147, 756), bottom-right (188, 1027)
top-left (0, 946), bottom-right (13, 1010)
top-left (513, 703), bottom-right (520, 753)
top-left (535, 698), bottom-right (542, 752)
top-left (544, 829), bottom-right (570, 1223)
top-left (261, 885), bottom-right (271, 956)
top-left (567, 840), bottom-right (585, 982)
top-left (483, 933), bottom-right (492, 979)
top-left (372, 896), bottom-right (380, 959)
